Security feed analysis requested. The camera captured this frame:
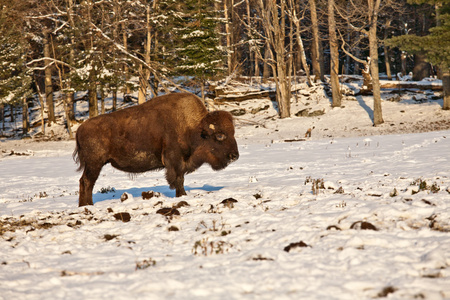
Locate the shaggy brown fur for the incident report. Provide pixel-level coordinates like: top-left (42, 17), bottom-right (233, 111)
top-left (74, 93), bottom-right (239, 206)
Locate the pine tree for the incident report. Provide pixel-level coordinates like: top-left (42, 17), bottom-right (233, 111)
top-left (387, 1), bottom-right (450, 110)
top-left (0, 5), bottom-right (33, 131)
top-left (162, 0), bottom-right (224, 98)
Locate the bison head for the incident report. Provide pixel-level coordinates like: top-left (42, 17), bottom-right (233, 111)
top-left (198, 111), bottom-right (239, 171)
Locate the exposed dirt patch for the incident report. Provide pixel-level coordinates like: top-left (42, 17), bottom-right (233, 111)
top-left (284, 241), bottom-right (310, 252)
top-left (113, 212), bottom-right (131, 222)
top-left (350, 221), bottom-right (378, 231)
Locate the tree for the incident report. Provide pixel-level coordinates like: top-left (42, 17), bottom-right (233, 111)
top-left (164, 0), bottom-right (224, 98)
top-left (0, 1), bottom-right (33, 134)
top-left (43, 30), bottom-right (56, 125)
top-left (368, 0), bottom-right (384, 125)
top-left (309, 0), bottom-right (324, 82)
top-left (258, 0), bottom-right (291, 118)
top-left (334, 0), bottom-right (387, 125)
top-left (137, 1), bottom-right (159, 104)
top-left (387, 0), bottom-right (450, 110)
top-left (224, 0), bottom-right (235, 76)
top-left (288, 0), bottom-right (312, 86)
top-left (21, 0), bottom-right (59, 126)
top-left (328, 0), bottom-right (341, 108)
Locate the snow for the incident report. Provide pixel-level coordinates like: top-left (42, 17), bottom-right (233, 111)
top-left (1, 79), bottom-right (450, 299)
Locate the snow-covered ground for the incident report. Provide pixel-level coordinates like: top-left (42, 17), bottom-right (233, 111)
top-left (1, 79), bottom-right (450, 299)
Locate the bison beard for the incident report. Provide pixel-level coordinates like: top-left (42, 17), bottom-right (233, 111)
top-left (73, 93), bottom-right (239, 207)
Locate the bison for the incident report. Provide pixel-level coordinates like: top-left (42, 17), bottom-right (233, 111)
top-left (73, 93), bottom-right (239, 207)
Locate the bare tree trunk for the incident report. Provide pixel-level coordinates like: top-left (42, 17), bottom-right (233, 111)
top-left (34, 75), bottom-right (46, 135)
top-left (384, 20), bottom-right (392, 80)
top-left (443, 70), bottom-right (450, 110)
top-left (43, 32), bottom-right (55, 125)
top-left (86, 0), bottom-right (98, 119)
top-left (67, 0), bottom-right (76, 123)
top-left (245, 0), bottom-right (253, 77)
top-left (254, 46), bottom-right (260, 78)
top-left (290, 0), bottom-right (312, 86)
top-left (368, 0), bottom-right (383, 126)
top-left (319, 39), bottom-right (326, 81)
top-left (263, 43), bottom-right (271, 82)
top-left (354, 33), bottom-right (361, 75)
top-left (22, 97), bottom-right (29, 136)
top-left (63, 94), bottom-right (74, 139)
top-left (344, 24), bottom-right (351, 75)
top-left (138, 64), bottom-right (147, 104)
top-left (88, 82), bottom-right (98, 118)
top-left (151, 0), bottom-right (159, 96)
top-left (112, 90), bottom-right (117, 111)
top-left (230, 0), bottom-right (237, 75)
top-left (412, 53), bottom-right (431, 81)
top-left (278, 1), bottom-right (291, 118)
top-left (122, 23), bottom-right (131, 96)
top-left (328, 0), bottom-right (341, 107)
top-left (138, 5), bottom-right (152, 104)
top-left (224, 0), bottom-right (233, 76)
top-left (260, 0), bottom-right (291, 118)
top-left (310, 0), bottom-right (323, 82)
top-left (10, 105), bottom-right (14, 123)
top-left (384, 45), bottom-right (392, 80)
top-left (0, 104), bottom-right (4, 133)
top-left (289, 14), bottom-right (294, 78)
top-left (100, 86), bottom-right (105, 114)
top-left (401, 51), bottom-right (407, 76)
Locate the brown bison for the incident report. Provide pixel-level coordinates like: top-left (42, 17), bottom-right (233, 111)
top-left (73, 93), bottom-right (239, 207)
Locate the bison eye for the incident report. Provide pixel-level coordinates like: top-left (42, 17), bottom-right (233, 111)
top-left (215, 133), bottom-right (226, 141)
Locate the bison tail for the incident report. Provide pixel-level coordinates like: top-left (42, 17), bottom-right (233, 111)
top-left (73, 138), bottom-right (85, 172)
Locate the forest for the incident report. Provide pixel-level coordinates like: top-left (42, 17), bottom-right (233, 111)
top-left (0, 0), bottom-right (449, 138)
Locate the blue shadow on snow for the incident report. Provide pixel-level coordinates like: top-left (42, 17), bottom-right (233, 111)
top-left (356, 95), bottom-right (374, 122)
top-left (93, 184), bottom-right (224, 204)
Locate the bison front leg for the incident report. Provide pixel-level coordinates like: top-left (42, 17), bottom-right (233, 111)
top-left (162, 149), bottom-right (188, 197)
top-left (174, 177), bottom-right (187, 197)
top-left (165, 167), bottom-right (187, 197)
top-left (79, 165), bottom-right (102, 207)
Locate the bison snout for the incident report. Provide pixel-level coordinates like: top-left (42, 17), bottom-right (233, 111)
top-left (229, 152), bottom-right (239, 162)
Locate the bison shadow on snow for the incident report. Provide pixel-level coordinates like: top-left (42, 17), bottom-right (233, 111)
top-left (92, 184), bottom-right (224, 204)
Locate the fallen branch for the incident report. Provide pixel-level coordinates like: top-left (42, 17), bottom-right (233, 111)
top-left (380, 81), bottom-right (442, 91)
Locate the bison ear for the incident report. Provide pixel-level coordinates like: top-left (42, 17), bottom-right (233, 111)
top-left (200, 113), bottom-right (216, 139)
top-left (201, 123), bottom-right (215, 139)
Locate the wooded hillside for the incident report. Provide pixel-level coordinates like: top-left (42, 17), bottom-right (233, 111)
top-left (0, 0), bottom-right (449, 136)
